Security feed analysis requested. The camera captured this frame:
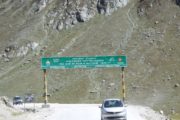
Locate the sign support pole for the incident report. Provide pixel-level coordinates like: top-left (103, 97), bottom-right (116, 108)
top-left (121, 67), bottom-right (126, 102)
top-left (42, 69), bottom-right (49, 108)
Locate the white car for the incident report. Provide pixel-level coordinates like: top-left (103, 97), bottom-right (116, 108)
top-left (100, 99), bottom-right (127, 120)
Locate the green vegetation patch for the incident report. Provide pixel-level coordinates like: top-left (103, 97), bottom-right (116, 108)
top-left (171, 114), bottom-right (180, 120)
top-left (11, 112), bottom-right (23, 116)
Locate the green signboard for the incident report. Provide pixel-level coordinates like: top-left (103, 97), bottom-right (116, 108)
top-left (41, 56), bottom-right (127, 69)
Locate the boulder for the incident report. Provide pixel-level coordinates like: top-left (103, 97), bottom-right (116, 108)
top-left (174, 83), bottom-right (180, 88)
top-left (97, 0), bottom-right (109, 14)
top-left (31, 0), bottom-right (48, 13)
top-left (0, 96), bottom-right (13, 108)
top-left (27, 42), bottom-right (39, 51)
top-left (176, 0), bottom-right (180, 6)
top-left (97, 0), bottom-right (128, 15)
top-left (159, 110), bottom-right (164, 115)
top-left (76, 6), bottom-right (90, 22)
top-left (4, 57), bottom-right (10, 62)
top-left (17, 46), bottom-right (29, 57)
top-left (116, 0), bottom-right (128, 7)
top-left (57, 22), bottom-right (64, 31)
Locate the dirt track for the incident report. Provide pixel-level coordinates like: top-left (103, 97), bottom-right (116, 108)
top-left (0, 103), bottom-right (167, 120)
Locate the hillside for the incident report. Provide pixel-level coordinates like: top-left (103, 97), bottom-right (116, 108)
top-left (0, 0), bottom-right (179, 117)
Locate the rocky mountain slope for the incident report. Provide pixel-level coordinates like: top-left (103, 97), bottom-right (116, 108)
top-left (0, 0), bottom-right (179, 116)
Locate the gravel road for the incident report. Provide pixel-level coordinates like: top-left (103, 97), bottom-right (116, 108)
top-left (0, 104), bottom-right (167, 120)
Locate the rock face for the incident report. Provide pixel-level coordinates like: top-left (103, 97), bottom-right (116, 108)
top-left (0, 96), bottom-right (13, 108)
top-left (30, 0), bottom-right (49, 14)
top-left (97, 0), bottom-right (128, 15)
top-left (1, 42), bottom-right (39, 61)
top-left (137, 0), bottom-right (161, 17)
top-left (45, 0), bottom-right (128, 31)
top-left (0, 0), bottom-right (128, 60)
top-left (176, 0), bottom-right (180, 5)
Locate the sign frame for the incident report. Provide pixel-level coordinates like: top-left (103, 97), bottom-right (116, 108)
top-left (41, 55), bottom-right (127, 69)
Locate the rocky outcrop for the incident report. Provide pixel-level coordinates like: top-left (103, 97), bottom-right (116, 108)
top-left (0, 0), bottom-right (128, 60)
top-left (45, 0), bottom-right (128, 31)
top-left (1, 42), bottom-right (39, 61)
top-left (137, 0), bottom-right (170, 17)
top-left (97, 0), bottom-right (128, 15)
top-left (176, 0), bottom-right (180, 6)
top-left (29, 0), bottom-right (49, 14)
top-left (0, 96), bottom-right (13, 108)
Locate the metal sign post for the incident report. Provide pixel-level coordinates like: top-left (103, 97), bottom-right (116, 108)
top-left (121, 67), bottom-right (125, 102)
top-left (42, 69), bottom-right (50, 108)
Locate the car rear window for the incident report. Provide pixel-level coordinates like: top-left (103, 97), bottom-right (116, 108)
top-left (14, 97), bottom-right (21, 100)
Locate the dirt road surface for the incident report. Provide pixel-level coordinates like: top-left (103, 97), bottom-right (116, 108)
top-left (0, 104), bottom-right (167, 120)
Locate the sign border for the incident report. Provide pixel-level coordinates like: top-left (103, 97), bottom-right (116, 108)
top-left (41, 55), bottom-right (127, 69)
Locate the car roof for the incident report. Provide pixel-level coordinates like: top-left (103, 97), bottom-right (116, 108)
top-left (104, 98), bottom-right (121, 101)
top-left (103, 98), bottom-right (122, 101)
top-left (14, 96), bottom-right (22, 98)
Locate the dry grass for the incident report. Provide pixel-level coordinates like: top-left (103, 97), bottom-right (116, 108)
top-left (0, 0), bottom-right (179, 115)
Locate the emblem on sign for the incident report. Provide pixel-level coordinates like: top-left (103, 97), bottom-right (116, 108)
top-left (46, 60), bottom-right (50, 66)
top-left (118, 58), bottom-right (122, 62)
